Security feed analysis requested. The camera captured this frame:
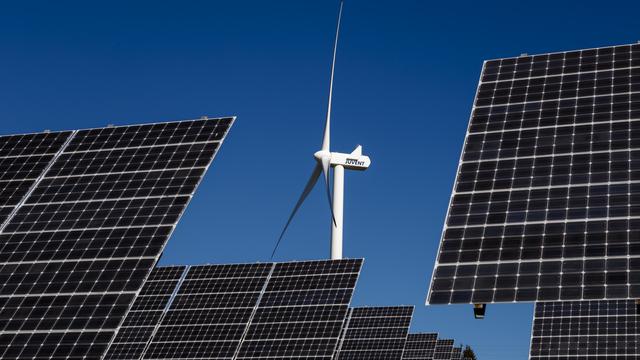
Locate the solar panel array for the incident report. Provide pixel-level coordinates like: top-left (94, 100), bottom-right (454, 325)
top-left (429, 43), bottom-right (640, 304)
top-left (530, 300), bottom-right (640, 359)
top-left (402, 333), bottom-right (438, 360)
top-left (433, 339), bottom-right (454, 360)
top-left (103, 259), bottom-right (363, 360)
top-left (0, 118), bottom-right (234, 359)
top-left (334, 306), bottom-right (413, 360)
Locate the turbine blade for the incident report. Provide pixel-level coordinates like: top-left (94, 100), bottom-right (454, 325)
top-left (272, 164), bottom-right (323, 259)
top-left (321, 0), bottom-right (344, 152)
top-left (321, 156), bottom-right (337, 226)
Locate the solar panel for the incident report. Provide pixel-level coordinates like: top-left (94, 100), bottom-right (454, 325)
top-left (530, 300), bottom-right (640, 359)
top-left (0, 131), bottom-right (72, 227)
top-left (402, 333), bottom-right (439, 360)
top-left (103, 259), bottom-right (363, 360)
top-left (103, 266), bottom-right (187, 360)
top-left (428, 42), bottom-right (640, 304)
top-left (0, 118), bottom-right (234, 359)
top-left (236, 259), bottom-right (363, 360)
top-left (450, 347), bottom-right (462, 360)
top-left (433, 339), bottom-right (454, 360)
top-left (142, 263), bottom-right (273, 360)
top-left (334, 306), bottom-right (413, 360)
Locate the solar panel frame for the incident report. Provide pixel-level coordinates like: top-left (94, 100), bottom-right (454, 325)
top-left (0, 117), bottom-right (235, 360)
top-left (334, 306), bottom-right (414, 360)
top-left (427, 42), bottom-right (640, 304)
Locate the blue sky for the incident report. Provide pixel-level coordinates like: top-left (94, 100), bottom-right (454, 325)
top-left (2, 0), bottom-right (640, 358)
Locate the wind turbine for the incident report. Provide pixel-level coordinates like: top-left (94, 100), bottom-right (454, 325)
top-left (272, 0), bottom-right (371, 260)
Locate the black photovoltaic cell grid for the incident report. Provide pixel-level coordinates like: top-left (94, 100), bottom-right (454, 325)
top-left (0, 118), bottom-right (234, 360)
top-left (236, 259), bottom-right (363, 360)
top-left (0, 132), bottom-right (72, 224)
top-left (450, 347), bottom-right (462, 360)
top-left (103, 266), bottom-right (187, 360)
top-left (402, 333), bottom-right (438, 360)
top-left (142, 263), bottom-right (273, 360)
top-left (530, 300), bottom-right (640, 359)
top-left (429, 43), bottom-right (640, 304)
top-left (104, 259), bottom-right (363, 360)
top-left (433, 339), bottom-right (454, 360)
top-left (334, 306), bottom-right (413, 360)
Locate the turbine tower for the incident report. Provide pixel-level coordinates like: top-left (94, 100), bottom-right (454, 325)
top-left (273, 0), bottom-right (371, 260)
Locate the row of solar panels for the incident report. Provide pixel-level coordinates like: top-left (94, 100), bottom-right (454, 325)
top-left (103, 261), bottom-right (469, 360)
top-left (0, 119), bottom-right (476, 359)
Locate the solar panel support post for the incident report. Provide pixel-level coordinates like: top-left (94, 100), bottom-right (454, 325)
top-left (331, 164), bottom-right (344, 259)
top-left (473, 303), bottom-right (486, 319)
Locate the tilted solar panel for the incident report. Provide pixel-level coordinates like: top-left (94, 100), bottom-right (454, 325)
top-left (402, 333), bottom-right (438, 360)
top-left (433, 339), bottom-right (454, 360)
top-left (530, 300), bottom-right (640, 359)
top-left (450, 347), bottom-right (462, 360)
top-left (103, 266), bottom-right (187, 360)
top-left (104, 259), bottom-right (363, 360)
top-left (0, 118), bottom-right (234, 359)
top-left (429, 43), bottom-right (640, 304)
top-left (142, 263), bottom-right (273, 360)
top-left (334, 306), bottom-right (413, 360)
top-left (236, 259), bottom-right (363, 360)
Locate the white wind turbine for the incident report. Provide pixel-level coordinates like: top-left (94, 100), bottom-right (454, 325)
top-left (272, 0), bottom-right (371, 260)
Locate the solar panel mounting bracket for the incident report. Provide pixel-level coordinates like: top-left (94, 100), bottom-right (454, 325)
top-left (473, 303), bottom-right (486, 319)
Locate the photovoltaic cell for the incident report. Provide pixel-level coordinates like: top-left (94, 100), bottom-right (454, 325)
top-left (433, 339), bottom-right (454, 360)
top-left (334, 306), bottom-right (413, 360)
top-left (429, 43), bottom-right (640, 304)
top-left (530, 300), bottom-right (640, 359)
top-left (103, 266), bottom-right (186, 360)
top-left (0, 118), bottom-right (234, 359)
top-left (402, 333), bottom-right (438, 360)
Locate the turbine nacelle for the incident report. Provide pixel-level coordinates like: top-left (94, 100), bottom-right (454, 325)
top-left (315, 146), bottom-right (371, 171)
top-left (330, 145), bottom-right (370, 170)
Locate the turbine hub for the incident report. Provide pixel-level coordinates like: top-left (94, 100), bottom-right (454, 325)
top-left (314, 150), bottom-right (331, 162)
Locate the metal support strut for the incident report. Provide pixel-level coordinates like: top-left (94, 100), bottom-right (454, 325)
top-left (473, 303), bottom-right (486, 319)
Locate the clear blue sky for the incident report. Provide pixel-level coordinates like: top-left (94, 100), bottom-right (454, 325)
top-left (2, 0), bottom-right (640, 358)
